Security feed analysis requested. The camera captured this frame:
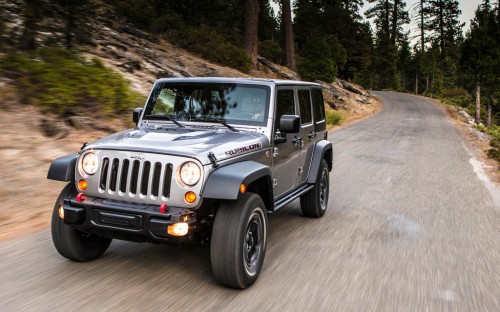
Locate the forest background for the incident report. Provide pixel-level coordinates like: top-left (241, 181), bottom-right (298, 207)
top-left (1, 0), bottom-right (499, 157)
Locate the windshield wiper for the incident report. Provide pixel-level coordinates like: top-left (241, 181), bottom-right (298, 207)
top-left (193, 116), bottom-right (239, 132)
top-left (143, 114), bottom-right (185, 128)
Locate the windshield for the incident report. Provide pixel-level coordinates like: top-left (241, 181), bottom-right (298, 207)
top-left (143, 82), bottom-right (271, 127)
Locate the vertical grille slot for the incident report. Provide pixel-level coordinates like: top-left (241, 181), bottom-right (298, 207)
top-left (109, 158), bottom-right (119, 192)
top-left (130, 160), bottom-right (140, 195)
top-left (140, 161), bottom-right (151, 196)
top-left (100, 157), bottom-right (109, 190)
top-left (119, 159), bottom-right (129, 193)
top-left (162, 164), bottom-right (173, 198)
top-left (152, 162), bottom-right (162, 197)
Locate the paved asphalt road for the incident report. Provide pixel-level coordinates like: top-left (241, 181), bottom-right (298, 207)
top-left (1, 92), bottom-right (499, 311)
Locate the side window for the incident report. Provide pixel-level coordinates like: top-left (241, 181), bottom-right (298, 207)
top-left (311, 88), bottom-right (326, 131)
top-left (311, 88), bottom-right (325, 122)
top-left (298, 89), bottom-right (312, 125)
top-left (275, 89), bottom-right (295, 131)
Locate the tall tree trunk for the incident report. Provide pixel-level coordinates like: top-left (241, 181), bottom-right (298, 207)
top-left (475, 79), bottom-right (481, 124)
top-left (420, 0), bottom-right (425, 52)
top-left (425, 74), bottom-right (429, 94)
top-left (20, 0), bottom-right (41, 51)
top-left (385, 0), bottom-right (390, 36)
top-left (282, 0), bottom-right (296, 71)
top-left (244, 0), bottom-right (259, 69)
top-left (439, 0), bottom-right (445, 61)
top-left (487, 95), bottom-right (492, 127)
top-left (415, 71), bottom-right (418, 94)
top-left (391, 0), bottom-right (399, 44)
top-left (64, 7), bottom-right (76, 49)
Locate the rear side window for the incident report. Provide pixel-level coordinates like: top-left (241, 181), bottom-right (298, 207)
top-left (298, 89), bottom-right (312, 124)
top-left (275, 89), bottom-right (295, 131)
top-left (311, 88), bottom-right (326, 131)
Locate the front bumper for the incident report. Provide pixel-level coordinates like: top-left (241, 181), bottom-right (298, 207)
top-left (61, 196), bottom-right (196, 243)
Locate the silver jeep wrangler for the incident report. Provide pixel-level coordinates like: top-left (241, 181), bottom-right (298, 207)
top-left (48, 77), bottom-right (332, 288)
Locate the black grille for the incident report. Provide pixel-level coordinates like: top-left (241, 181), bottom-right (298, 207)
top-left (99, 157), bottom-right (172, 199)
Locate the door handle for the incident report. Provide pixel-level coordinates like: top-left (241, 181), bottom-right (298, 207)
top-left (292, 136), bottom-right (303, 144)
top-left (293, 136), bottom-right (304, 148)
top-left (308, 131), bottom-right (317, 138)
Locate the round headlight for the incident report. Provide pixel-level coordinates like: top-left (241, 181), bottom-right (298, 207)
top-left (179, 161), bottom-right (201, 186)
top-left (81, 152), bottom-right (99, 175)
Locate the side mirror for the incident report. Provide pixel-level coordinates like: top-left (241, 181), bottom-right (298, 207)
top-left (133, 108), bottom-right (143, 126)
top-left (275, 115), bottom-right (300, 145)
top-left (279, 115), bottom-right (300, 133)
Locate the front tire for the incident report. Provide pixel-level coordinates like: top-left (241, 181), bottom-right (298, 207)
top-left (51, 183), bottom-right (112, 262)
top-left (300, 159), bottom-right (330, 218)
top-left (211, 193), bottom-right (267, 289)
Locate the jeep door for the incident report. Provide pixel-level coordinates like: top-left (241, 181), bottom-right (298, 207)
top-left (296, 88), bottom-right (315, 184)
top-left (272, 88), bottom-right (300, 197)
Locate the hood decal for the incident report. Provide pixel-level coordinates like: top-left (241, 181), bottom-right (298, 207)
top-left (224, 142), bottom-right (262, 157)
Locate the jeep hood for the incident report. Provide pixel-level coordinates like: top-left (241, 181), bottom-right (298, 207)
top-left (84, 127), bottom-right (269, 165)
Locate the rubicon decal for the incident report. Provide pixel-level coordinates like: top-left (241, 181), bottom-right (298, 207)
top-left (225, 143), bottom-right (261, 156)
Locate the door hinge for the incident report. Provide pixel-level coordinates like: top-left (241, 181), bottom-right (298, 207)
top-left (273, 179), bottom-right (278, 188)
top-left (298, 167), bottom-right (303, 175)
top-left (272, 147), bottom-right (279, 157)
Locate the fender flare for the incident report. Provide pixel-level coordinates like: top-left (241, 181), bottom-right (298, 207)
top-left (306, 140), bottom-right (332, 184)
top-left (47, 153), bottom-right (79, 182)
top-left (201, 161), bottom-right (272, 200)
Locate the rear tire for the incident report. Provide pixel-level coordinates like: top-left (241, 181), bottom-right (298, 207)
top-left (51, 183), bottom-right (112, 262)
top-left (211, 193), bottom-right (267, 289)
top-left (300, 159), bottom-right (329, 218)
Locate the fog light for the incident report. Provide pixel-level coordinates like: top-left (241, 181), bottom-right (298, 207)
top-left (184, 191), bottom-right (196, 204)
top-left (58, 205), bottom-right (64, 219)
top-left (168, 223), bottom-right (189, 236)
top-left (78, 179), bottom-right (88, 191)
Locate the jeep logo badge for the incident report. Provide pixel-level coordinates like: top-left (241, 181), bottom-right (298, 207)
top-left (130, 154), bottom-right (145, 160)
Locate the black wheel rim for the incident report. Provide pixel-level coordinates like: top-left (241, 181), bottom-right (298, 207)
top-left (319, 169), bottom-right (328, 210)
top-left (243, 210), bottom-right (264, 276)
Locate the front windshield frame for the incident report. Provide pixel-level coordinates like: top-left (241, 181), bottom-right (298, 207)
top-left (143, 82), bottom-right (271, 127)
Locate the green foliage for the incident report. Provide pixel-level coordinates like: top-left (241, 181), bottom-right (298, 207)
top-left (438, 87), bottom-right (471, 107)
top-left (475, 125), bottom-right (500, 163)
top-left (487, 138), bottom-right (500, 163)
top-left (298, 32), bottom-right (346, 82)
top-left (475, 124), bottom-right (500, 141)
top-left (0, 48), bottom-right (144, 117)
top-left (294, 0), bottom-right (369, 81)
top-left (326, 110), bottom-right (344, 126)
top-left (110, 0), bottom-right (253, 73)
top-left (258, 40), bottom-right (282, 64)
top-left (176, 26), bottom-right (251, 73)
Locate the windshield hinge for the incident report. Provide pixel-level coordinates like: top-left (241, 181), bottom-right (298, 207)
top-left (208, 152), bottom-right (219, 168)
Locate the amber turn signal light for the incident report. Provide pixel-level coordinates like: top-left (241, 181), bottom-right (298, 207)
top-left (240, 183), bottom-right (246, 193)
top-left (78, 179), bottom-right (88, 191)
top-left (184, 191), bottom-right (196, 204)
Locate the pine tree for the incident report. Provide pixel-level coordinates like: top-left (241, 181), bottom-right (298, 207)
top-left (282, 0), bottom-right (297, 70)
top-left (460, 1), bottom-right (500, 124)
top-left (20, 0), bottom-right (43, 50)
top-left (365, 0), bottom-right (408, 89)
top-left (244, 0), bottom-right (259, 69)
top-left (56, 0), bottom-right (93, 49)
top-left (424, 0), bottom-right (463, 90)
